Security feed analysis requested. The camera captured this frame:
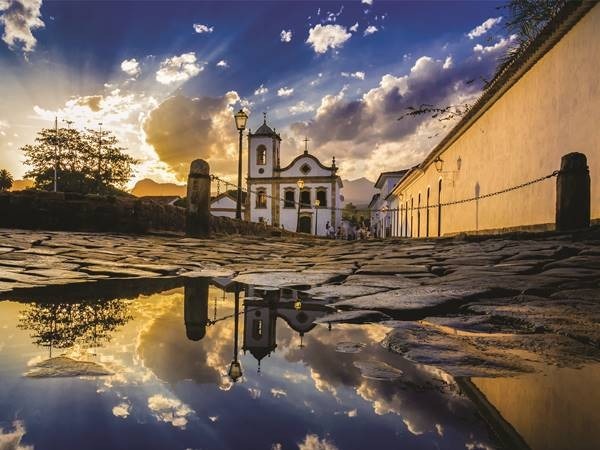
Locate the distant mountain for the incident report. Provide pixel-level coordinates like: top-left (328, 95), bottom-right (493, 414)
top-left (9, 179), bottom-right (35, 191)
top-left (342, 177), bottom-right (377, 206)
top-left (131, 178), bottom-right (186, 197)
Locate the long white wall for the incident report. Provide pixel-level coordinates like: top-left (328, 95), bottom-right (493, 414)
top-left (391, 4), bottom-right (600, 236)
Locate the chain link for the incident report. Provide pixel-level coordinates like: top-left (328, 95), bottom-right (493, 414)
top-left (208, 170), bottom-right (560, 214)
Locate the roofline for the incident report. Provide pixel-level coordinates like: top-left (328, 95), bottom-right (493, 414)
top-left (374, 170), bottom-right (409, 188)
top-left (276, 152), bottom-right (337, 173)
top-left (416, 1), bottom-right (597, 175)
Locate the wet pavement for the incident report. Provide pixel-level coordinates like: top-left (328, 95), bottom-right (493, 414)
top-left (0, 227), bottom-right (600, 449)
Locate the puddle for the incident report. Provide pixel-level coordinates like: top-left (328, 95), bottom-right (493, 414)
top-left (0, 278), bottom-right (596, 449)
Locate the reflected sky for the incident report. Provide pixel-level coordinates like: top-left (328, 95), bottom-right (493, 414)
top-left (0, 281), bottom-right (499, 450)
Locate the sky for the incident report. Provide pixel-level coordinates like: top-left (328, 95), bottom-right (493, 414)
top-left (0, 0), bottom-right (512, 188)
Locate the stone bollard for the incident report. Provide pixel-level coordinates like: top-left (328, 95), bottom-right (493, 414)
top-left (556, 152), bottom-right (590, 231)
top-left (186, 159), bottom-right (211, 237)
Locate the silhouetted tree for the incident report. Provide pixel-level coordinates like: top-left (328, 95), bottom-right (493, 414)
top-left (18, 300), bottom-right (133, 354)
top-left (21, 126), bottom-right (137, 194)
top-left (0, 169), bottom-right (13, 191)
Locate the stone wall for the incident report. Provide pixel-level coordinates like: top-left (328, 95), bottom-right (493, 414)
top-left (0, 190), bottom-right (291, 237)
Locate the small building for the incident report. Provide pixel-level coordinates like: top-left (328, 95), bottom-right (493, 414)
top-left (245, 115), bottom-right (343, 234)
top-left (387, 2), bottom-right (600, 237)
top-left (139, 195), bottom-right (181, 206)
top-left (210, 190), bottom-right (246, 218)
top-left (369, 170), bottom-right (408, 238)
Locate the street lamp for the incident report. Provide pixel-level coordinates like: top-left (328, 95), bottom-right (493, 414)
top-left (228, 288), bottom-right (243, 383)
top-left (234, 109), bottom-right (248, 220)
top-left (314, 199), bottom-right (320, 235)
top-left (434, 156), bottom-right (444, 173)
top-left (296, 179), bottom-right (304, 232)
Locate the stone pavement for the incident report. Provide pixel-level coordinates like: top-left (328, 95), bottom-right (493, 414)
top-left (1, 227), bottom-right (599, 377)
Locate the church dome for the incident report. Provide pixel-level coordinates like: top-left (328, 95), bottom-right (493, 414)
top-left (250, 113), bottom-right (281, 139)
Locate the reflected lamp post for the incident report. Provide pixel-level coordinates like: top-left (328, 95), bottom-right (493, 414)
top-left (296, 179), bottom-right (304, 232)
top-left (228, 287), bottom-right (243, 383)
top-left (314, 199), bottom-right (320, 235)
top-left (234, 109), bottom-right (248, 220)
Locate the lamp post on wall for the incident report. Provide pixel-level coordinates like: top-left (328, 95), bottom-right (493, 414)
top-left (314, 199), bottom-right (320, 235)
top-left (228, 287), bottom-right (243, 383)
top-left (234, 109), bottom-right (248, 220)
top-left (296, 179), bottom-right (304, 232)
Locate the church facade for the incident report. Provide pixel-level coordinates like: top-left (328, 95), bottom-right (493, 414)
top-left (245, 117), bottom-right (343, 235)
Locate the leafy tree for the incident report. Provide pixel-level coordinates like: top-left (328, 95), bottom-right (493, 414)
top-left (18, 299), bottom-right (133, 355)
top-left (0, 168), bottom-right (13, 191)
top-left (21, 126), bottom-right (137, 194)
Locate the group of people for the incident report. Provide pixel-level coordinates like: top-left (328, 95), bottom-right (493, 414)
top-left (324, 221), bottom-right (372, 240)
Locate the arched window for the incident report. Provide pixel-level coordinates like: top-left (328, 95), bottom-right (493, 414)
top-left (300, 189), bottom-right (311, 208)
top-left (417, 193), bottom-right (421, 238)
top-left (404, 201), bottom-right (408, 237)
top-left (316, 188), bottom-right (327, 207)
top-left (256, 145), bottom-right (267, 165)
top-left (437, 179), bottom-right (442, 237)
top-left (410, 197), bottom-right (414, 238)
top-left (256, 189), bottom-right (267, 208)
top-left (284, 189), bottom-right (295, 208)
top-left (426, 187), bottom-right (430, 238)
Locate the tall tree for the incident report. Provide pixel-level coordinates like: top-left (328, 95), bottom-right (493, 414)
top-left (0, 169), bottom-right (13, 191)
top-left (21, 126), bottom-right (137, 194)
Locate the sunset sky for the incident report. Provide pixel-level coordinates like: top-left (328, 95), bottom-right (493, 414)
top-left (0, 0), bottom-right (508, 188)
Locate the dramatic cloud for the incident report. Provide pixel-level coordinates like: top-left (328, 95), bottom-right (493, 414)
top-left (306, 24), bottom-right (351, 54)
top-left (473, 34), bottom-right (517, 55)
top-left (216, 59), bottom-right (229, 68)
top-left (143, 92), bottom-right (242, 180)
top-left (290, 54), bottom-right (487, 180)
top-left (362, 0), bottom-right (373, 5)
top-left (363, 25), bottom-right (378, 36)
top-left (289, 101), bottom-right (314, 115)
top-left (155, 52), bottom-right (202, 85)
top-left (341, 71), bottom-right (365, 80)
top-left (349, 22), bottom-right (359, 32)
top-left (0, 0), bottom-right (44, 53)
top-left (280, 29), bottom-right (292, 42)
top-left (193, 23), bottom-right (213, 34)
top-left (121, 58), bottom-right (140, 77)
top-left (277, 87), bottom-right (294, 97)
top-left (443, 56), bottom-right (453, 69)
top-left (112, 402), bottom-right (131, 418)
top-left (467, 16), bottom-right (502, 39)
top-left (254, 84), bottom-right (268, 96)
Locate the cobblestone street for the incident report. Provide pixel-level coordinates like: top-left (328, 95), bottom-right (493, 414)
top-left (1, 227), bottom-right (599, 377)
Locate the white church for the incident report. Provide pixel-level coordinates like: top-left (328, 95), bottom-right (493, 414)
top-left (244, 115), bottom-right (343, 235)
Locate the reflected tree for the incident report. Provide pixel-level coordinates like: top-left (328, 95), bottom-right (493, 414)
top-left (18, 300), bottom-right (132, 354)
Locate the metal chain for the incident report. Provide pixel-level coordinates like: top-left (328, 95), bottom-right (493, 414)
top-left (208, 170), bottom-right (560, 214)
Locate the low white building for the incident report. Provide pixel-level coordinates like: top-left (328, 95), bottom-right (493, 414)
top-left (369, 170), bottom-right (408, 238)
top-left (245, 116), bottom-right (343, 235)
top-left (210, 191), bottom-right (246, 218)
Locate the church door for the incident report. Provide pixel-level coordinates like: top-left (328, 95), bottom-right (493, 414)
top-left (298, 216), bottom-right (312, 234)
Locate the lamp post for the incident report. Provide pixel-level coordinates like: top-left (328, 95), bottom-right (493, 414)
top-left (234, 109), bottom-right (248, 220)
top-left (228, 287), bottom-right (243, 383)
top-left (296, 179), bottom-right (304, 232)
top-left (314, 199), bottom-right (320, 235)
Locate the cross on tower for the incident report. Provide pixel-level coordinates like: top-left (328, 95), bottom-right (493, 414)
top-left (303, 137), bottom-right (310, 154)
top-left (263, 112), bottom-right (267, 123)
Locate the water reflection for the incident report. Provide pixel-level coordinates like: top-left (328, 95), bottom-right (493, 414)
top-left (17, 298), bottom-right (132, 357)
top-left (1, 280), bottom-right (502, 450)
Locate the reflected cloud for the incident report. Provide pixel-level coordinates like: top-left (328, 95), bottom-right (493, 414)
top-left (112, 402), bottom-right (131, 419)
top-left (0, 420), bottom-right (33, 450)
top-left (147, 394), bottom-right (194, 429)
top-left (297, 434), bottom-right (339, 450)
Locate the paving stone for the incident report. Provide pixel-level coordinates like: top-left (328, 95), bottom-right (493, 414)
top-left (314, 309), bottom-right (391, 324)
top-left (304, 284), bottom-right (387, 299)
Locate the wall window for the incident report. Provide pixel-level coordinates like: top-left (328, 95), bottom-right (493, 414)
top-left (256, 189), bottom-right (267, 208)
top-left (300, 189), bottom-right (311, 208)
top-left (284, 189), bottom-right (295, 208)
top-left (316, 189), bottom-right (327, 207)
top-left (437, 179), bottom-right (443, 237)
top-left (417, 193), bottom-right (421, 238)
top-left (256, 145), bottom-right (267, 165)
top-left (426, 187), bottom-right (430, 237)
